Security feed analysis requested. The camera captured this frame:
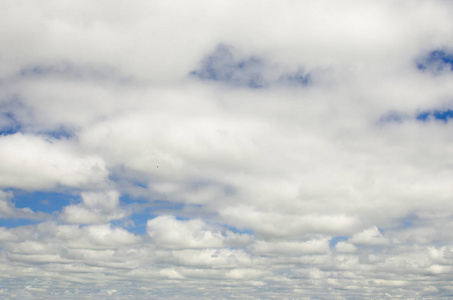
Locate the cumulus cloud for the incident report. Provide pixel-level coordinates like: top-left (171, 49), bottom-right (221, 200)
top-left (60, 190), bottom-right (128, 224)
top-left (1, 0), bottom-right (453, 298)
top-left (1, 222), bottom-right (140, 253)
top-left (147, 215), bottom-right (250, 249)
top-left (349, 227), bottom-right (389, 246)
top-left (0, 134), bottom-right (108, 190)
top-left (334, 241), bottom-right (357, 253)
top-left (249, 239), bottom-right (330, 256)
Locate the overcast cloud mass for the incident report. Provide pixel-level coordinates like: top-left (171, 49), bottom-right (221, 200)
top-left (1, 0), bottom-right (453, 298)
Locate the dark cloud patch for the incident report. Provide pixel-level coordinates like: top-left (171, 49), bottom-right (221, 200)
top-left (378, 111), bottom-right (407, 124)
top-left (0, 112), bottom-right (22, 136)
top-left (278, 70), bottom-right (310, 86)
top-left (190, 44), bottom-right (267, 88)
top-left (0, 113), bottom-right (74, 139)
top-left (0, 95), bottom-right (24, 136)
top-left (43, 127), bottom-right (74, 139)
top-left (18, 62), bottom-right (134, 84)
top-left (191, 44), bottom-right (309, 88)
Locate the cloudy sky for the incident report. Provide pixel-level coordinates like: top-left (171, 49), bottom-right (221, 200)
top-left (1, 0), bottom-right (453, 298)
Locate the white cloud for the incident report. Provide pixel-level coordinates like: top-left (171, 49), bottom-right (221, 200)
top-left (0, 134), bottom-right (108, 190)
top-left (147, 215), bottom-right (250, 249)
top-left (249, 239), bottom-right (330, 256)
top-left (225, 268), bottom-right (268, 280)
top-left (220, 207), bottom-right (361, 238)
top-left (169, 248), bottom-right (252, 267)
top-left (349, 227), bottom-right (389, 246)
top-left (80, 224), bottom-right (140, 248)
top-left (335, 242), bottom-right (357, 253)
top-left (60, 190), bottom-right (128, 224)
top-left (1, 222), bottom-right (140, 254)
top-left (1, 0), bottom-right (453, 298)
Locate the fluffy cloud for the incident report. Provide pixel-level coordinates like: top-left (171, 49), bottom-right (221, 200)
top-left (334, 241), bottom-right (357, 253)
top-left (1, 0), bottom-right (453, 298)
top-left (147, 215), bottom-right (250, 249)
top-left (60, 190), bottom-right (128, 224)
top-left (249, 239), bottom-right (330, 256)
top-left (349, 226), bottom-right (389, 246)
top-left (0, 134), bottom-right (108, 190)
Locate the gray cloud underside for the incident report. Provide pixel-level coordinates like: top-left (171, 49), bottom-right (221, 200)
top-left (2, 0), bottom-right (453, 298)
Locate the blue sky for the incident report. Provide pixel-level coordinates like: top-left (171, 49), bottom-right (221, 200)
top-left (2, 0), bottom-right (453, 299)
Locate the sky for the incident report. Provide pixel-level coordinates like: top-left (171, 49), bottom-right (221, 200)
top-left (1, 0), bottom-right (453, 299)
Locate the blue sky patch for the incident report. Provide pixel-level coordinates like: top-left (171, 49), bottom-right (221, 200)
top-left (0, 127), bottom-right (20, 135)
top-left (416, 109), bottom-right (453, 122)
top-left (379, 109), bottom-right (453, 124)
top-left (0, 124), bottom-right (21, 136)
top-left (0, 218), bottom-right (43, 228)
top-left (124, 213), bottom-right (154, 234)
top-left (120, 195), bottom-right (186, 234)
top-left (124, 204), bottom-right (192, 235)
top-left (0, 110), bottom-right (22, 136)
top-left (330, 236), bottom-right (348, 247)
top-left (8, 189), bottom-right (79, 214)
top-left (222, 224), bottom-right (254, 235)
top-left (417, 50), bottom-right (453, 72)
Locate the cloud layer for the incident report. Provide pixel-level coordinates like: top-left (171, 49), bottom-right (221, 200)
top-left (1, 0), bottom-right (453, 298)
